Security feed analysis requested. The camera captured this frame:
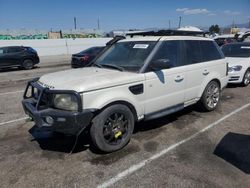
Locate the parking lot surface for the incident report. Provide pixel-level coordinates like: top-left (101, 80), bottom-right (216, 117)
top-left (0, 57), bottom-right (250, 188)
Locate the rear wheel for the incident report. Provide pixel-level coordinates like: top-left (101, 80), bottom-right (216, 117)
top-left (242, 69), bottom-right (250, 87)
top-left (90, 104), bottom-right (134, 153)
top-left (22, 59), bottom-right (34, 70)
top-left (199, 81), bottom-right (220, 111)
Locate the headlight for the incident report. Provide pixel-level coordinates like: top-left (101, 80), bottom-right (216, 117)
top-left (228, 65), bottom-right (242, 72)
top-left (53, 94), bottom-right (78, 111)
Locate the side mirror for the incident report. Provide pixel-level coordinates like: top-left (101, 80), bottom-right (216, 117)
top-left (150, 59), bottom-right (171, 71)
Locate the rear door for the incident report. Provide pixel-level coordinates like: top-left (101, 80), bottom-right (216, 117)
top-left (183, 40), bottom-right (225, 102)
top-left (182, 40), bottom-right (204, 102)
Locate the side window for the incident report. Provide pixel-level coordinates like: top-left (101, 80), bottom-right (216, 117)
top-left (183, 40), bottom-right (202, 65)
top-left (150, 40), bottom-right (182, 69)
top-left (200, 41), bottom-right (223, 61)
top-left (7, 47), bottom-right (23, 53)
top-left (0, 48), bottom-right (3, 54)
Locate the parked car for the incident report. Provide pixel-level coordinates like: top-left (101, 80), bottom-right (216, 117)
top-left (213, 34), bottom-right (237, 46)
top-left (71, 46), bottom-right (105, 68)
top-left (22, 33), bottom-right (228, 153)
top-left (221, 42), bottom-right (250, 86)
top-left (0, 46), bottom-right (39, 70)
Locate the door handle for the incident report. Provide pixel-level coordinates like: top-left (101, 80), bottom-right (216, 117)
top-left (203, 70), bottom-right (209, 75)
top-left (175, 75), bottom-right (184, 82)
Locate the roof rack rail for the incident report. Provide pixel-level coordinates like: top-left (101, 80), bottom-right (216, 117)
top-left (126, 29), bottom-right (207, 37)
top-left (106, 35), bottom-right (126, 46)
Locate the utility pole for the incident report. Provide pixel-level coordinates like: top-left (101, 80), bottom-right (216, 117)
top-left (97, 18), bottom-right (100, 30)
top-left (169, 20), bottom-right (171, 29)
top-left (74, 17), bottom-right (77, 30)
top-left (178, 16), bottom-right (182, 28)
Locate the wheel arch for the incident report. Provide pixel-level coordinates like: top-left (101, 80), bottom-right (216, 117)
top-left (22, 58), bottom-right (34, 64)
top-left (198, 78), bottom-right (221, 98)
top-left (95, 100), bottom-right (139, 122)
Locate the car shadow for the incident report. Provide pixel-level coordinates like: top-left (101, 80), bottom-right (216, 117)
top-left (134, 105), bottom-right (197, 133)
top-left (29, 126), bottom-right (90, 154)
top-left (214, 132), bottom-right (250, 174)
top-left (0, 66), bottom-right (39, 73)
top-left (226, 83), bottom-right (243, 88)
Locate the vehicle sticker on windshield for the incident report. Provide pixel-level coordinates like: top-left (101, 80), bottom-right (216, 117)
top-left (241, 46), bottom-right (250, 49)
top-left (133, 44), bottom-right (149, 49)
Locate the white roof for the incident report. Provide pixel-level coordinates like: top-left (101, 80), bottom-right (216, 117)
top-left (177, 26), bottom-right (203, 32)
top-left (213, 34), bottom-right (235, 39)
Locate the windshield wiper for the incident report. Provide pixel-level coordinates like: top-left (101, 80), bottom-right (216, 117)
top-left (101, 64), bottom-right (124, 71)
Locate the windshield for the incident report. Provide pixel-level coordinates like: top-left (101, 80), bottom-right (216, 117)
top-left (94, 41), bottom-right (157, 72)
top-left (221, 44), bottom-right (250, 58)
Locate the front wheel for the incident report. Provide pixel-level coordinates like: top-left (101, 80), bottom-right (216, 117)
top-left (22, 59), bottom-right (34, 70)
top-left (242, 69), bottom-right (250, 87)
top-left (90, 104), bottom-right (134, 153)
top-left (199, 81), bottom-right (220, 111)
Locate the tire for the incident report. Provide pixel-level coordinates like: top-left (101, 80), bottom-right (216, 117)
top-left (90, 104), bottom-right (134, 153)
top-left (199, 80), bottom-right (220, 112)
top-left (242, 69), bottom-right (250, 87)
top-left (22, 59), bottom-right (34, 70)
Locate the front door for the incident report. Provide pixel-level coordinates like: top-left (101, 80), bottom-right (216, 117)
top-left (144, 40), bottom-right (186, 115)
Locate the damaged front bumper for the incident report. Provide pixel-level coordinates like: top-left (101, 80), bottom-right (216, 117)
top-left (22, 78), bottom-right (95, 135)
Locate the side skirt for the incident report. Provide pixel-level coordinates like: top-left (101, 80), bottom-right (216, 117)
top-left (144, 104), bottom-right (184, 121)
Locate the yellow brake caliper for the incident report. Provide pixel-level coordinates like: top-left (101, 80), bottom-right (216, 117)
top-left (114, 131), bottom-right (122, 139)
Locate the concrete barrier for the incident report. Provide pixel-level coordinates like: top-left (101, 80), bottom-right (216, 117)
top-left (0, 38), bottom-right (112, 56)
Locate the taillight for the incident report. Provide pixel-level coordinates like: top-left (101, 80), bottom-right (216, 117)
top-left (80, 55), bottom-right (89, 61)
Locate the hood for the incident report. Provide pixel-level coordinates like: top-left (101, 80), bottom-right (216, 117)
top-left (226, 57), bottom-right (250, 67)
top-left (38, 67), bottom-right (144, 92)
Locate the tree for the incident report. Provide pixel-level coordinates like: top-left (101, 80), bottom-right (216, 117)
top-left (209, 24), bottom-right (220, 34)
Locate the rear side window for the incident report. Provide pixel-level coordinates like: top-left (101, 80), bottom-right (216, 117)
top-left (200, 41), bottom-right (223, 61)
top-left (7, 47), bottom-right (23, 53)
top-left (150, 40), bottom-right (182, 68)
top-left (221, 44), bottom-right (250, 57)
top-left (183, 40), bottom-right (202, 65)
top-left (25, 47), bottom-right (37, 54)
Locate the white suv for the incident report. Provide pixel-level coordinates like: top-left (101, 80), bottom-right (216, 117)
top-left (22, 35), bottom-right (228, 152)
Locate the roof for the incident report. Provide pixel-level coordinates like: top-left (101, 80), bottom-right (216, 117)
top-left (119, 35), bottom-right (213, 43)
top-left (126, 29), bottom-right (206, 37)
top-left (177, 26), bottom-right (203, 32)
top-left (213, 34), bottom-right (235, 39)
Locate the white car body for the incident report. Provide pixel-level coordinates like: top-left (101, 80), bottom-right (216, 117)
top-left (38, 36), bottom-right (228, 121)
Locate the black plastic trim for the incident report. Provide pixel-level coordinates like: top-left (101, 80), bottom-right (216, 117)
top-left (144, 104), bottom-right (184, 121)
top-left (129, 84), bottom-right (144, 95)
top-left (23, 78), bottom-right (83, 112)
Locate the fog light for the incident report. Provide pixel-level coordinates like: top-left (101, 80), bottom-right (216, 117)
top-left (44, 116), bottom-right (54, 125)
